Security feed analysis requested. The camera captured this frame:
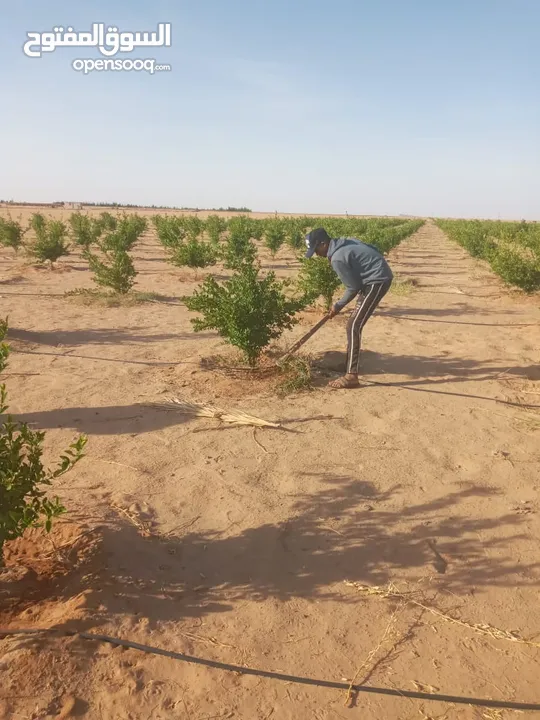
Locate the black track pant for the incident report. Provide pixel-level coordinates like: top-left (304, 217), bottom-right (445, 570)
top-left (345, 279), bottom-right (392, 374)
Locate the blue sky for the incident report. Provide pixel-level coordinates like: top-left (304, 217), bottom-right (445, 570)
top-left (1, 0), bottom-right (539, 218)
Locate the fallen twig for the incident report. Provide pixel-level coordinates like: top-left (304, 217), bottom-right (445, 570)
top-left (345, 581), bottom-right (540, 648)
top-left (85, 458), bottom-right (144, 473)
top-left (252, 427), bottom-right (270, 453)
top-left (166, 516), bottom-right (201, 537)
top-left (110, 503), bottom-right (153, 537)
top-left (345, 603), bottom-right (404, 707)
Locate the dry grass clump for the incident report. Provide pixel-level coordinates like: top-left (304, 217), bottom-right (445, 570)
top-left (390, 275), bottom-right (419, 296)
top-left (145, 396), bottom-right (282, 428)
top-left (65, 288), bottom-right (167, 306)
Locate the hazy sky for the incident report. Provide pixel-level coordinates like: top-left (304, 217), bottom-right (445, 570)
top-left (1, 0), bottom-right (539, 218)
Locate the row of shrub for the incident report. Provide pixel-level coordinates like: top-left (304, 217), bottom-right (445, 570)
top-left (0, 211), bottom-right (423, 299)
top-left (0, 211), bottom-right (424, 364)
top-left (180, 216), bottom-right (425, 366)
top-left (436, 219), bottom-right (540, 292)
top-left (151, 214), bottom-right (425, 269)
top-left (0, 211), bottom-right (148, 294)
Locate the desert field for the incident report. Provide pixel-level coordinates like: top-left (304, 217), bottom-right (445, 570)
top-left (1, 208), bottom-right (540, 720)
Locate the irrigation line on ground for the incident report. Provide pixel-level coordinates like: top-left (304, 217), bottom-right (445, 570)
top-left (1, 628), bottom-right (540, 711)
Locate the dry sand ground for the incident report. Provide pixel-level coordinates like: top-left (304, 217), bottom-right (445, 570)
top-left (0, 212), bottom-right (539, 720)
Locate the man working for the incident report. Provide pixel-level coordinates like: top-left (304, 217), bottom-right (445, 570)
top-left (305, 227), bottom-right (393, 389)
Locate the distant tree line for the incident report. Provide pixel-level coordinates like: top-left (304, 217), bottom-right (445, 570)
top-left (0, 200), bottom-right (252, 213)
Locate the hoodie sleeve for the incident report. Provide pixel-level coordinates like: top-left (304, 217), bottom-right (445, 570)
top-left (331, 255), bottom-right (362, 310)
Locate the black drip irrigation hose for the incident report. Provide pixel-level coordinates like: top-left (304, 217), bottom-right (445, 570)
top-left (2, 628), bottom-right (540, 711)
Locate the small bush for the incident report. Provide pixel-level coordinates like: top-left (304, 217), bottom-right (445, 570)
top-left (0, 324), bottom-right (87, 564)
top-left (68, 212), bottom-right (103, 248)
top-left (297, 256), bottom-right (342, 312)
top-left (98, 211), bottom-right (118, 232)
top-left (101, 214), bottom-right (147, 252)
top-left (30, 213), bottom-right (47, 241)
top-left (264, 220), bottom-right (286, 257)
top-left (0, 217), bottom-right (25, 253)
top-left (205, 215), bottom-right (227, 246)
top-left (84, 242), bottom-right (137, 294)
top-left (108, 224), bottom-right (133, 253)
top-left (170, 238), bottom-right (218, 270)
top-left (286, 221), bottom-right (306, 251)
top-left (222, 216), bottom-right (258, 270)
top-left (489, 247), bottom-right (540, 292)
top-left (249, 219), bottom-right (264, 242)
top-left (185, 261), bottom-right (307, 366)
top-left (183, 215), bottom-right (204, 241)
top-left (226, 216), bottom-right (253, 236)
top-left (30, 217), bottom-right (70, 265)
top-left (153, 216), bottom-right (187, 249)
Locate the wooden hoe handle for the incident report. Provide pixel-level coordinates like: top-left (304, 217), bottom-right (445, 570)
top-left (279, 315), bottom-right (330, 362)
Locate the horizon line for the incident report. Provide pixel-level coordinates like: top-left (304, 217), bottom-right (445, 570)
top-left (0, 200), bottom-right (537, 223)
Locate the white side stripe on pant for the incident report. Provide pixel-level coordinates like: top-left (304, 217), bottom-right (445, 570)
top-left (346, 282), bottom-right (389, 374)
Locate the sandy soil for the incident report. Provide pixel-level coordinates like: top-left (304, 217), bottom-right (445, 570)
top-left (0, 214), bottom-right (539, 720)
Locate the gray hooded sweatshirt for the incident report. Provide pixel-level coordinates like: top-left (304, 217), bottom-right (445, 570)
top-left (328, 237), bottom-right (393, 310)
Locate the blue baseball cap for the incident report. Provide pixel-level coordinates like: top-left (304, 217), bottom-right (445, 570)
top-left (305, 227), bottom-right (331, 258)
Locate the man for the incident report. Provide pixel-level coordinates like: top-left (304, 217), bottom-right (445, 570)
top-left (305, 227), bottom-right (393, 389)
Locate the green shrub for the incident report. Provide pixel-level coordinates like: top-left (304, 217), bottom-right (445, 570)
top-left (183, 215), bottom-right (204, 241)
top-left (100, 215), bottom-right (147, 253)
top-left (205, 215), bottom-right (227, 246)
top-left (84, 241), bottom-right (137, 294)
top-left (153, 216), bottom-right (187, 249)
top-left (222, 216), bottom-right (257, 270)
top-left (30, 218), bottom-right (70, 265)
top-left (464, 226), bottom-right (490, 258)
top-left (0, 218), bottom-right (25, 253)
top-left (118, 214), bottom-right (147, 249)
top-left (0, 323), bottom-right (86, 564)
top-left (98, 211), bottom-right (118, 232)
top-left (185, 261), bottom-right (307, 366)
top-left (249, 219), bottom-right (264, 242)
top-left (264, 219), bottom-right (286, 257)
top-left (68, 212), bottom-right (103, 248)
top-left (226, 215), bottom-right (253, 239)
top-left (297, 256), bottom-right (342, 312)
top-left (170, 238), bottom-right (218, 269)
top-left (30, 213), bottom-right (47, 242)
top-left (489, 246), bottom-right (540, 292)
top-left (286, 220), bottom-right (307, 251)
